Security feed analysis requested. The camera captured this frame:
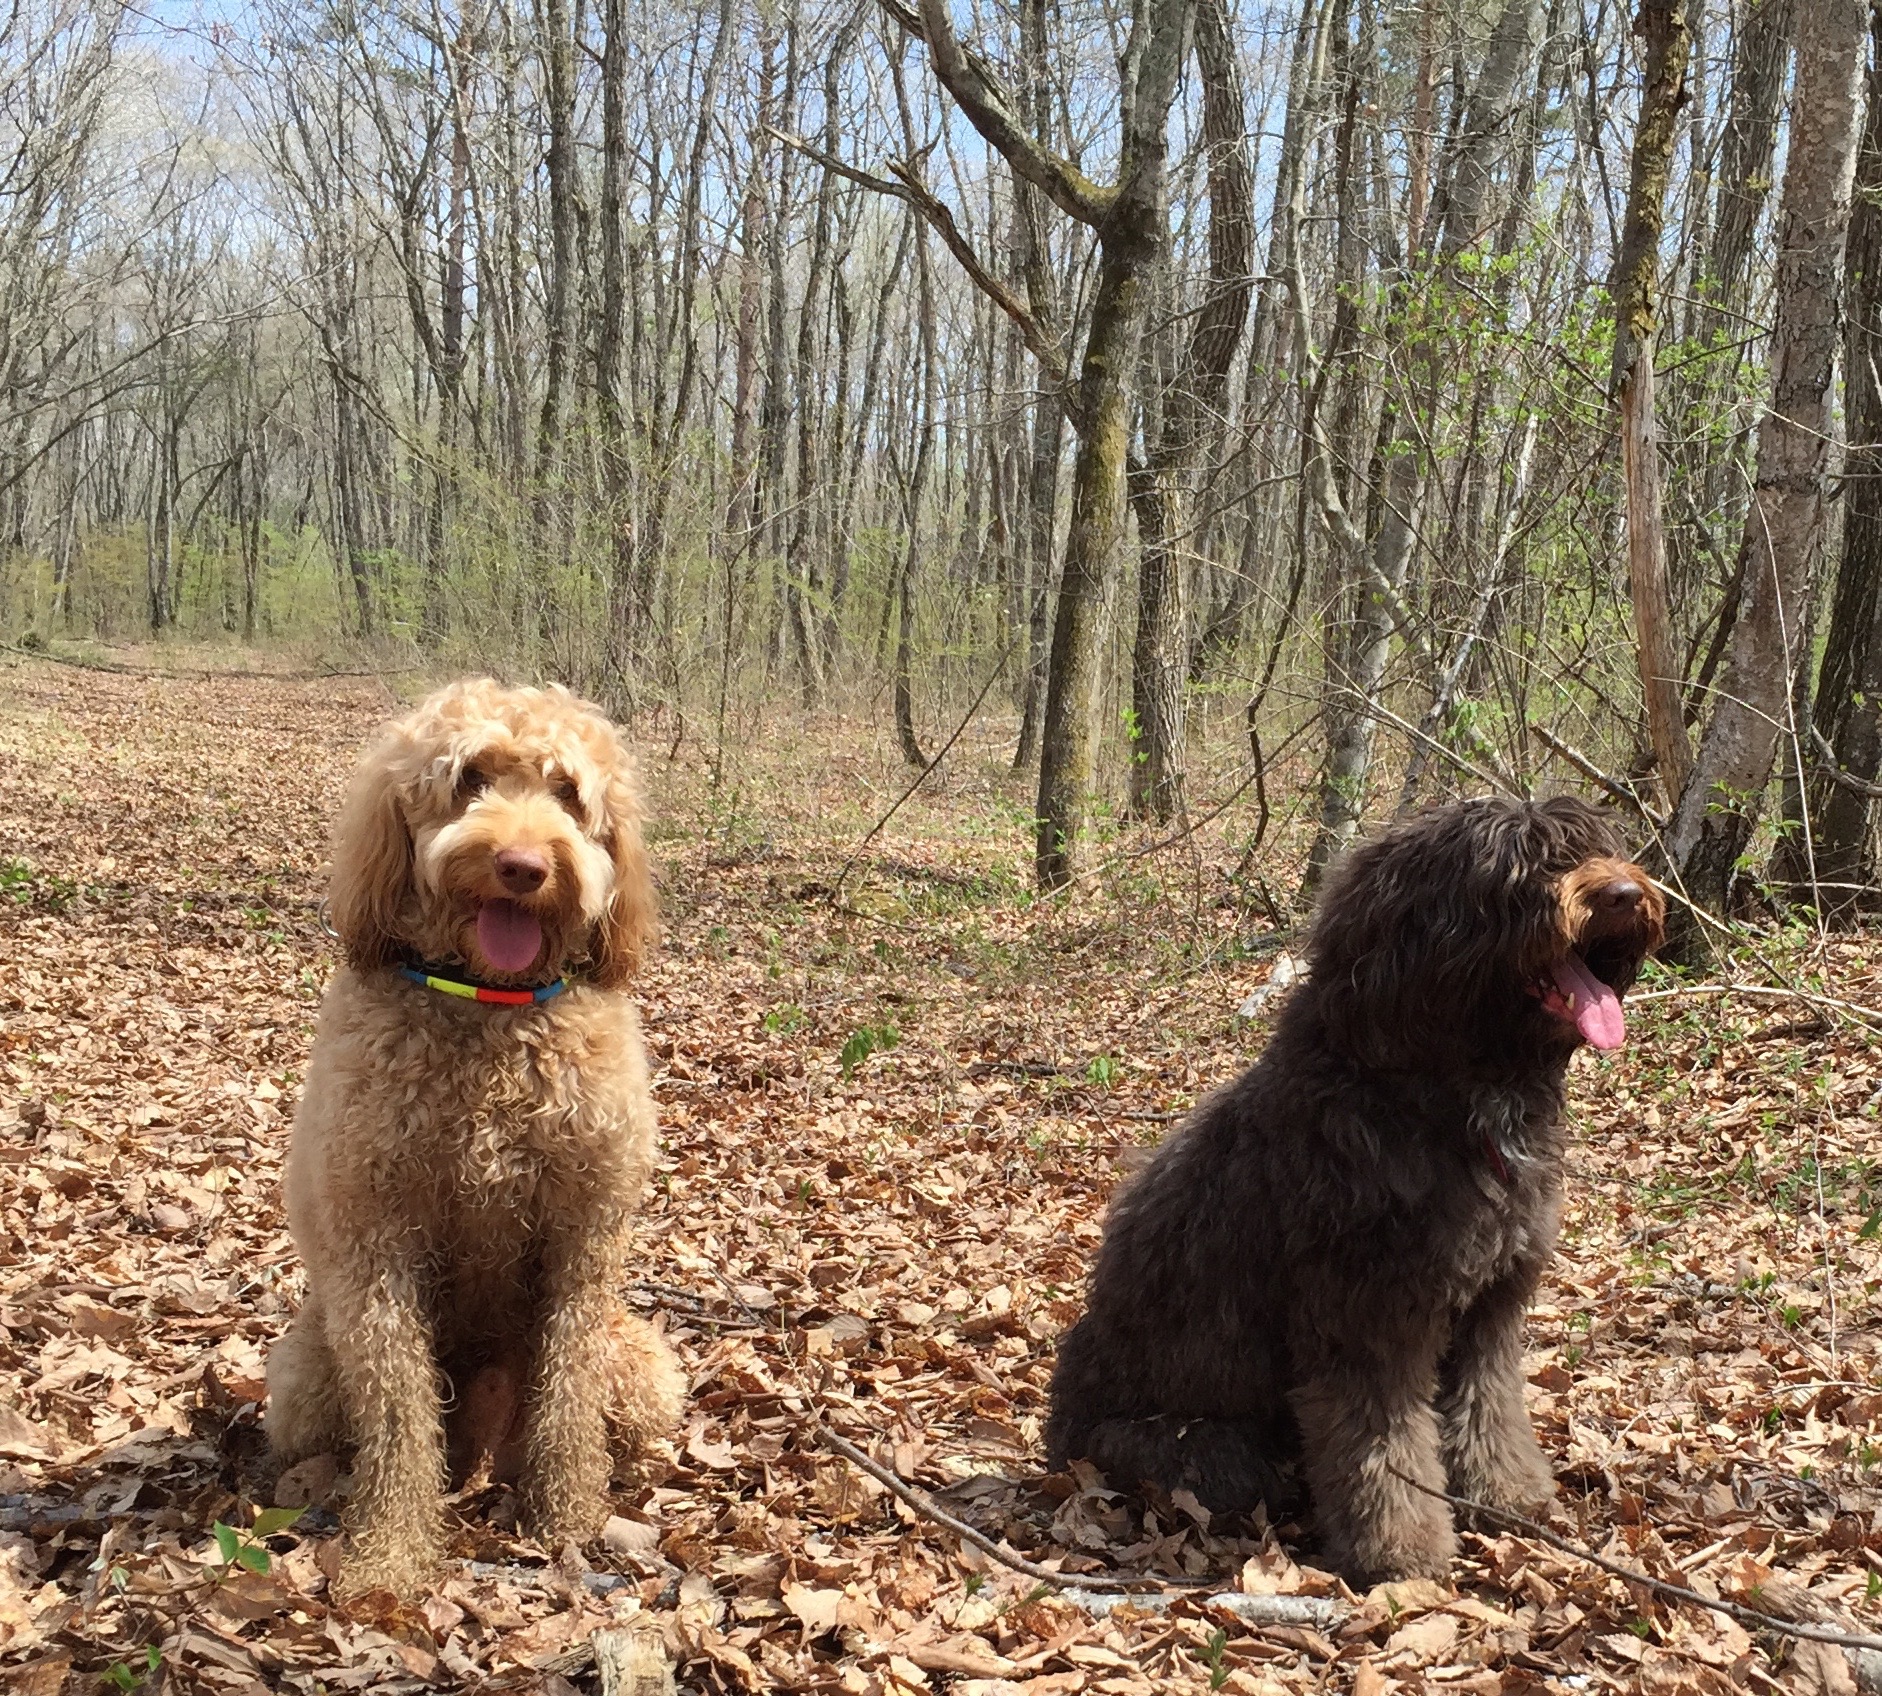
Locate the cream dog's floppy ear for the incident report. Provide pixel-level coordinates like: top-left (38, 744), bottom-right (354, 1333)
top-left (327, 734), bottom-right (416, 969)
top-left (587, 756), bottom-right (658, 988)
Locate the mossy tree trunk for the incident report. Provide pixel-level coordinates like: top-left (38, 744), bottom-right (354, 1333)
top-left (890, 0), bottom-right (1189, 888)
top-left (1608, 0), bottom-right (1692, 804)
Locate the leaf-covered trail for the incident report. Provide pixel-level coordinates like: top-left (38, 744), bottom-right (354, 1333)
top-left (0, 656), bottom-right (1878, 1694)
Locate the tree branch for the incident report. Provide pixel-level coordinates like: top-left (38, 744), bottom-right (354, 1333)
top-left (1810, 724), bottom-right (1882, 799)
top-left (768, 127), bottom-right (1071, 396)
top-left (875, 0), bottom-right (1114, 226)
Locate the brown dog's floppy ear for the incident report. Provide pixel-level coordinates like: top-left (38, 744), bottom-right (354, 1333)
top-left (326, 735), bottom-right (415, 969)
top-left (588, 762), bottom-right (658, 988)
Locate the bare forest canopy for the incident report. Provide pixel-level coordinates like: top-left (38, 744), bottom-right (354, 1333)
top-left (2, 0), bottom-right (1880, 929)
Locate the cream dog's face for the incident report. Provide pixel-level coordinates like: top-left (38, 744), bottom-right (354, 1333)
top-left (328, 679), bottom-right (655, 987)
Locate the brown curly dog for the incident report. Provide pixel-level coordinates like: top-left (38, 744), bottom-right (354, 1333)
top-left (1046, 796), bottom-right (1665, 1584)
top-left (266, 679), bottom-right (684, 1598)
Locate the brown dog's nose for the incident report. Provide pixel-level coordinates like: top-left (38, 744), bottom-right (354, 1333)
top-left (1594, 877), bottom-right (1642, 913)
top-left (494, 848), bottom-right (548, 895)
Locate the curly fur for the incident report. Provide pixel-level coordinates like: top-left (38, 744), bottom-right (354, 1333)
top-left (266, 679), bottom-right (683, 1599)
top-left (1045, 797), bottom-right (1665, 1584)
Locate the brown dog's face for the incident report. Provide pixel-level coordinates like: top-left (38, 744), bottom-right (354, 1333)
top-left (1309, 795), bottom-right (1665, 1070)
top-left (1527, 854), bottom-right (1666, 1051)
top-left (327, 679), bottom-right (655, 987)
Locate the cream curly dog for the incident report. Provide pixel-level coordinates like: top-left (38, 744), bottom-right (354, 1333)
top-left (267, 679), bottom-right (684, 1598)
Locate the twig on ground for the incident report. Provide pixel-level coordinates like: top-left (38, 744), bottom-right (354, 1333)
top-left (1390, 1469), bottom-right (1882, 1653)
top-left (815, 1426), bottom-right (1216, 1593)
top-left (836, 632), bottom-right (1024, 893)
top-left (2, 643), bottom-right (411, 684)
top-left (1629, 980), bottom-right (1882, 1033)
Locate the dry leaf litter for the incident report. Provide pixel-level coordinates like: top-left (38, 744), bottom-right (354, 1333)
top-left (0, 654), bottom-right (1878, 1695)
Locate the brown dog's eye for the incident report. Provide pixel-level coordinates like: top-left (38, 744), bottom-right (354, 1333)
top-left (459, 765), bottom-right (490, 798)
top-left (552, 776), bottom-right (584, 819)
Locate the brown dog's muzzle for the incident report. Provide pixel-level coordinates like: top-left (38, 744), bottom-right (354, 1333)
top-left (1534, 856), bottom-right (1665, 1050)
top-left (1561, 856), bottom-right (1665, 951)
top-left (1579, 868), bottom-right (1652, 941)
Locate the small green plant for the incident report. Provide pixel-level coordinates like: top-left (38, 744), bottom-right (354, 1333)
top-left (1084, 1055), bottom-right (1121, 1088)
top-left (211, 1506), bottom-right (305, 1576)
top-left (102, 1646), bottom-right (162, 1691)
top-left (839, 1023), bottom-right (899, 1078)
top-left (964, 1573), bottom-right (985, 1596)
top-left (764, 1002), bottom-right (807, 1034)
top-left (1629, 1618), bottom-right (1652, 1639)
top-left (1201, 1626), bottom-right (1230, 1690)
top-left (1867, 1570), bottom-right (1881, 1601)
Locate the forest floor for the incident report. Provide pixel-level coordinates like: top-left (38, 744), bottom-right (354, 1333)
top-left (0, 649), bottom-right (1880, 1696)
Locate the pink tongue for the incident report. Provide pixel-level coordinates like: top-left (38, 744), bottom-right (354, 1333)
top-left (476, 900), bottom-right (543, 974)
top-left (1550, 952), bottom-right (1625, 1049)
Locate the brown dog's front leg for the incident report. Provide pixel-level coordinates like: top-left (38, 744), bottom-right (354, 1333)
top-left (1288, 1288), bottom-right (1456, 1584)
top-left (1290, 1364), bottom-right (1456, 1582)
top-left (1438, 1268), bottom-right (1554, 1518)
top-left (518, 1229), bottom-right (624, 1549)
top-left (326, 1261), bottom-right (447, 1598)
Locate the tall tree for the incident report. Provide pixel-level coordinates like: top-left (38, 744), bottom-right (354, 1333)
top-left (1608, 0), bottom-right (1692, 802)
top-left (1667, 0), bottom-right (1869, 944)
top-left (1125, 0), bottom-right (1255, 823)
top-left (881, 0), bottom-right (1190, 887)
top-left (1803, 2), bottom-right (1882, 921)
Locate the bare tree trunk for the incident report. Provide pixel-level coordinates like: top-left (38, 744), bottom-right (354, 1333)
top-left (886, 0), bottom-right (1189, 886)
top-left (1609, 0), bottom-right (1691, 802)
top-left (533, 0), bottom-right (576, 500)
top-left (1805, 3), bottom-right (1882, 921)
top-left (598, 0), bottom-right (637, 677)
top-left (1125, 0), bottom-right (1253, 822)
top-left (1666, 0), bottom-right (1867, 948)
top-left (1708, 0), bottom-right (1795, 311)
top-left (1012, 385), bottom-right (1064, 771)
top-left (894, 225), bottom-right (937, 768)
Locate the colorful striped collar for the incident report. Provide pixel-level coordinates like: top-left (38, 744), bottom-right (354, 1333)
top-left (399, 962), bottom-right (567, 1006)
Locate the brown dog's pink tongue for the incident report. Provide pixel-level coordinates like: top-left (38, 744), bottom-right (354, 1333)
top-left (1550, 952), bottom-right (1625, 1049)
top-left (476, 900), bottom-right (543, 974)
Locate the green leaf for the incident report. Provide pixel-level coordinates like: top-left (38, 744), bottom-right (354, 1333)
top-left (236, 1543), bottom-right (272, 1575)
top-left (211, 1522), bottom-right (240, 1565)
top-left (839, 1023), bottom-right (898, 1078)
top-left (251, 1506), bottom-right (305, 1538)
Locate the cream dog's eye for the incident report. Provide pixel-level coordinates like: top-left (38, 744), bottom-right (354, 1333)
top-left (458, 765), bottom-right (490, 798)
top-left (552, 777), bottom-right (583, 817)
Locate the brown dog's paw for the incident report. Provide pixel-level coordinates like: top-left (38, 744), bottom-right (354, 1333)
top-left (1349, 1521), bottom-right (1458, 1585)
top-left (1452, 1430), bottom-right (1555, 1523)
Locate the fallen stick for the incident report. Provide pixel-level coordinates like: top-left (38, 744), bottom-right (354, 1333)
top-left (1628, 980), bottom-right (1882, 1032)
top-left (816, 1426), bottom-right (1215, 1593)
top-left (1391, 1470), bottom-right (1882, 1658)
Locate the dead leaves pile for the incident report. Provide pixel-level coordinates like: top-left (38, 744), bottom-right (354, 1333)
top-left (0, 653), bottom-right (1877, 1695)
